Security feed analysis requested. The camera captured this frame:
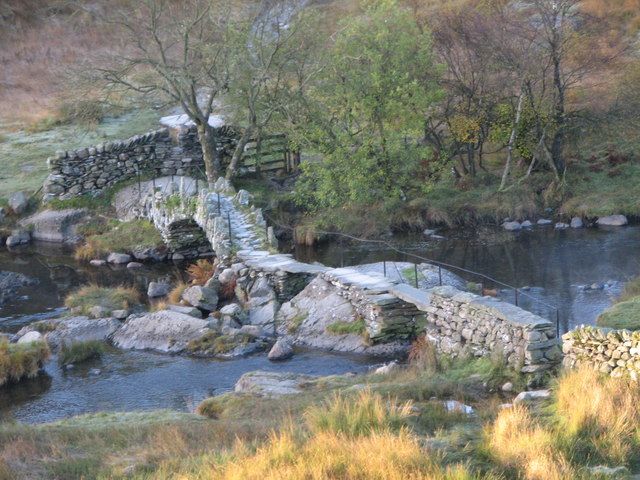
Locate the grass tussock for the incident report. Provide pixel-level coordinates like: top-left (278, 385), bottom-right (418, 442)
top-left (64, 284), bottom-right (139, 316)
top-left (196, 397), bottom-right (225, 419)
top-left (58, 341), bottom-right (104, 366)
top-left (187, 332), bottom-right (253, 356)
top-left (325, 318), bottom-right (366, 336)
top-left (187, 259), bottom-right (215, 286)
top-left (305, 389), bottom-right (413, 437)
top-left (168, 281), bottom-right (188, 305)
top-left (74, 220), bottom-right (163, 261)
top-left (597, 296), bottom-right (640, 330)
top-left (0, 338), bottom-right (50, 386)
top-left (618, 277), bottom-right (640, 302)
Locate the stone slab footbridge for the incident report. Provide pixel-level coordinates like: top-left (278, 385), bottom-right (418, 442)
top-left (129, 175), bottom-right (561, 374)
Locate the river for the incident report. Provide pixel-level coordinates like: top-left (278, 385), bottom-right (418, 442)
top-left (0, 225), bottom-right (637, 423)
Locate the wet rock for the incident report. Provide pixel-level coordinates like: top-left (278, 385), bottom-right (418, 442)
top-left (597, 215), bottom-right (628, 227)
top-left (0, 271), bottom-right (36, 305)
top-left (147, 282), bottom-right (171, 298)
top-left (374, 361), bottom-right (400, 375)
top-left (9, 191), bottom-right (29, 214)
top-left (521, 220), bottom-right (533, 228)
top-left (89, 368), bottom-right (101, 376)
top-left (132, 246), bottom-right (167, 262)
top-left (167, 304), bottom-right (203, 318)
top-left (268, 338), bottom-right (293, 361)
top-left (555, 222), bottom-right (569, 229)
top-left (182, 285), bottom-right (218, 311)
top-left (502, 221), bottom-right (521, 231)
top-left (46, 316), bottom-right (120, 349)
top-left (570, 217), bottom-right (583, 228)
top-left (423, 229), bottom-right (436, 236)
top-left (112, 310), bottom-right (211, 353)
top-left (537, 218), bottom-right (553, 225)
top-left (127, 262), bottom-right (143, 269)
top-left (19, 209), bottom-right (88, 243)
top-left (513, 389), bottom-right (551, 405)
top-left (6, 229), bottom-right (30, 247)
top-left (90, 259), bottom-right (107, 267)
top-left (107, 252), bottom-right (132, 264)
top-left (234, 370), bottom-right (317, 397)
top-left (17, 331), bottom-right (43, 344)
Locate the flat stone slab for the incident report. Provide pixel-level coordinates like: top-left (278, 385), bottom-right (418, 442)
top-left (390, 284), bottom-right (433, 311)
top-left (234, 370), bottom-right (318, 397)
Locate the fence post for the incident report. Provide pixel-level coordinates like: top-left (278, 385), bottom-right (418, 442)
top-left (227, 211), bottom-right (232, 246)
top-left (217, 192), bottom-right (221, 215)
top-left (438, 266), bottom-right (442, 286)
top-left (556, 308), bottom-right (561, 339)
top-left (515, 288), bottom-right (519, 306)
top-left (383, 260), bottom-right (386, 277)
top-left (137, 167), bottom-right (141, 201)
top-left (414, 263), bottom-right (418, 288)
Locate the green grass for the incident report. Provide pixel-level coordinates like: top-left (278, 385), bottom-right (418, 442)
top-left (0, 108), bottom-right (159, 199)
top-left (287, 312), bottom-right (308, 333)
top-left (0, 338), bottom-right (50, 386)
top-left (74, 219), bottom-right (163, 260)
top-left (64, 285), bottom-right (140, 316)
top-left (597, 296), bottom-right (640, 330)
top-left (326, 318), bottom-right (366, 336)
top-left (186, 332), bottom-right (254, 355)
top-left (58, 341), bottom-right (105, 366)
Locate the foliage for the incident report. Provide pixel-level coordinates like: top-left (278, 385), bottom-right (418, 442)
top-left (196, 397), bottom-right (224, 419)
top-left (597, 296), bottom-right (640, 330)
top-left (64, 284), bottom-right (140, 315)
top-left (167, 282), bottom-right (188, 305)
top-left (408, 334), bottom-right (439, 373)
top-left (74, 219), bottom-right (163, 261)
top-left (187, 332), bottom-right (253, 355)
top-left (325, 318), bottom-right (366, 336)
top-left (58, 341), bottom-right (105, 366)
top-left (0, 338), bottom-right (50, 386)
top-left (294, 0), bottom-right (441, 212)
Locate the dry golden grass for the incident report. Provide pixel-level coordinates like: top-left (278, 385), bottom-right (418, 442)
top-left (187, 260), bottom-right (216, 286)
top-left (64, 284), bottom-right (140, 315)
top-left (0, 338), bottom-right (50, 387)
top-left (168, 281), bottom-right (188, 305)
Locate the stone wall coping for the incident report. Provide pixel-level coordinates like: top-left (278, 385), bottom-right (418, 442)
top-left (323, 267), bottom-right (396, 291)
top-left (389, 284), bottom-right (433, 311)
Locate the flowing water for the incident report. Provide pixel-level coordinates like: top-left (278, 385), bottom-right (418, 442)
top-left (1, 226), bottom-right (638, 423)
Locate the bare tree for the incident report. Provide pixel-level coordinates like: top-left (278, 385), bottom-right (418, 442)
top-left (98, 0), bottom-right (239, 185)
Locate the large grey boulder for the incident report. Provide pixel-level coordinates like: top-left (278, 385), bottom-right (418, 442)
top-left (502, 221), bottom-right (521, 231)
top-left (19, 209), bottom-right (88, 243)
top-left (182, 285), bottom-right (218, 311)
top-left (111, 310), bottom-right (211, 353)
top-left (234, 371), bottom-right (317, 397)
top-left (513, 389), bottom-right (551, 405)
top-left (9, 191), bottom-right (29, 214)
top-left (6, 230), bottom-right (30, 247)
top-left (147, 282), bottom-right (171, 298)
top-left (107, 252), bottom-right (132, 264)
top-left (268, 338), bottom-right (293, 361)
top-left (167, 304), bottom-right (203, 318)
top-left (570, 217), bottom-right (583, 228)
top-left (247, 277), bottom-right (278, 334)
top-left (597, 215), bottom-right (628, 227)
top-left (17, 331), bottom-right (43, 344)
top-left (46, 316), bottom-right (121, 350)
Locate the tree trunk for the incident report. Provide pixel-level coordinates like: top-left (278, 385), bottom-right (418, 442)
top-left (225, 126), bottom-right (254, 180)
top-left (196, 122), bottom-right (221, 186)
top-left (500, 90), bottom-right (525, 191)
top-left (550, 16), bottom-right (566, 175)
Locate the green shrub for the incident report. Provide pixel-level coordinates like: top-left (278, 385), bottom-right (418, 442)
top-left (64, 285), bottom-right (140, 316)
top-left (0, 339), bottom-right (50, 386)
top-left (195, 397), bottom-right (224, 419)
top-left (58, 341), bottom-right (105, 366)
top-left (326, 318), bottom-right (366, 336)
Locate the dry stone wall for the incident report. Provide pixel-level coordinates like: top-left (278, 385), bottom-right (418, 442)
top-left (415, 285), bottom-right (561, 373)
top-left (562, 326), bottom-right (640, 379)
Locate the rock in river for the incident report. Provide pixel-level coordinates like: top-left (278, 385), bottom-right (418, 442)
top-left (111, 310), bottom-right (211, 353)
top-left (268, 338), bottom-right (294, 361)
top-left (46, 316), bottom-right (121, 349)
top-left (597, 215), bottom-right (628, 227)
top-left (234, 371), bottom-right (318, 397)
top-left (19, 208), bottom-right (89, 243)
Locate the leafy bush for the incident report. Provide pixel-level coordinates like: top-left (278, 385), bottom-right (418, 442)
top-left (58, 341), bottom-right (104, 366)
top-left (64, 285), bottom-right (140, 316)
top-left (304, 389), bottom-right (413, 437)
top-left (0, 338), bottom-right (50, 386)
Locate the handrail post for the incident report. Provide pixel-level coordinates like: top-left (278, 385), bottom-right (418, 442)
top-left (556, 308), bottom-right (561, 339)
top-left (414, 263), bottom-right (418, 288)
top-left (438, 266), bottom-right (442, 286)
top-left (217, 192), bottom-right (221, 215)
top-left (383, 260), bottom-right (386, 277)
top-left (515, 288), bottom-right (519, 306)
top-left (227, 211), bottom-right (232, 247)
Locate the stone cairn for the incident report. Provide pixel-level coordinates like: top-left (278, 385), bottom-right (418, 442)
top-left (562, 326), bottom-right (640, 380)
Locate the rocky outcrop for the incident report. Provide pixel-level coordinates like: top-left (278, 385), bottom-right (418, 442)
top-left (19, 208), bottom-right (89, 243)
top-left (234, 370), bottom-right (318, 397)
top-left (45, 316), bottom-right (121, 349)
top-left (111, 310), bottom-right (211, 353)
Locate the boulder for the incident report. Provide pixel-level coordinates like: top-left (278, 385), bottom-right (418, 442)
top-left (19, 209), bottom-right (88, 243)
top-left (220, 303), bottom-right (243, 317)
top-left (555, 222), bottom-right (569, 229)
top-left (167, 304), bottom-right (203, 318)
top-left (112, 309), bottom-right (129, 320)
top-left (132, 247), bottom-right (167, 262)
top-left (247, 277), bottom-right (278, 334)
top-left (107, 253), bottom-right (132, 264)
top-left (182, 285), bottom-right (218, 311)
top-left (218, 268), bottom-right (236, 285)
top-left (374, 361), bottom-right (400, 375)
top-left (537, 219), bottom-right (553, 225)
top-left (501, 382), bottom-right (514, 392)
top-left (46, 316), bottom-right (120, 349)
top-left (9, 191), bottom-right (29, 214)
top-left (17, 331), bottom-right (43, 344)
top-left (90, 259), bottom-right (107, 267)
top-left (570, 217), bottom-right (583, 228)
top-left (513, 389), bottom-right (551, 405)
top-left (502, 221), bottom-right (521, 231)
top-left (521, 220), bottom-right (533, 228)
top-left (89, 306), bottom-right (110, 318)
top-left (111, 310), bottom-right (211, 353)
top-left (268, 338), bottom-right (294, 361)
top-left (147, 282), bottom-right (171, 298)
top-left (127, 262), bottom-right (143, 269)
top-left (6, 230), bottom-right (30, 247)
top-left (596, 215), bottom-right (628, 227)
top-left (443, 400), bottom-right (474, 415)
top-left (234, 370), bottom-right (318, 397)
